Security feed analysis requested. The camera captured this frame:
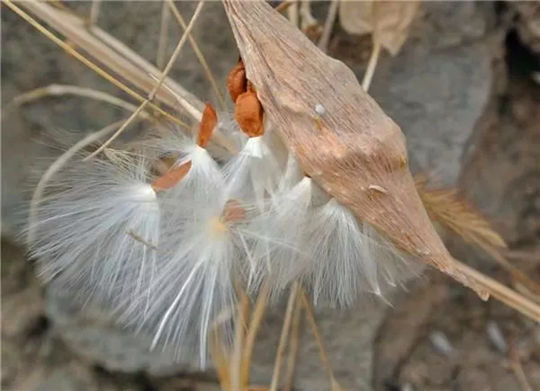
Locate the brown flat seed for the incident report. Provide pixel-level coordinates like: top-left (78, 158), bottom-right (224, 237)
top-left (151, 161), bottom-right (192, 191)
top-left (197, 102), bottom-right (217, 148)
top-left (235, 90), bottom-right (264, 137)
top-left (227, 59), bottom-right (247, 102)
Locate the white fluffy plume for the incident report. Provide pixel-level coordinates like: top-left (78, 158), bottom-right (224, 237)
top-left (27, 152), bottom-right (160, 311)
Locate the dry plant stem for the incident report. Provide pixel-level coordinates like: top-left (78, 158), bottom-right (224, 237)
top-left (317, 0), bottom-right (339, 52)
top-left (156, 1), bottom-right (171, 70)
top-left (13, 0), bottom-right (199, 120)
top-left (4, 0), bottom-right (187, 129)
top-left (166, 0), bottom-right (226, 109)
top-left (88, 0), bottom-right (101, 27)
top-left (231, 289), bottom-right (249, 391)
top-left (284, 290), bottom-right (303, 391)
top-left (5, 84), bottom-right (142, 114)
top-left (287, 1), bottom-right (298, 26)
top-left (300, 289), bottom-right (341, 390)
top-left (509, 344), bottom-right (534, 391)
top-left (241, 281), bottom-right (270, 387)
top-left (26, 119), bottom-right (126, 245)
top-left (455, 259), bottom-right (540, 323)
top-left (269, 282), bottom-right (299, 391)
top-left (210, 329), bottom-right (232, 391)
top-left (85, 1), bottom-right (205, 160)
top-left (362, 40), bottom-right (381, 92)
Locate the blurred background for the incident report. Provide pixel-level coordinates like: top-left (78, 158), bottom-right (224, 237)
top-left (2, 1), bottom-right (539, 390)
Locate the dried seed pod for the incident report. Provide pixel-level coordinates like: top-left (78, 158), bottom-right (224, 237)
top-left (234, 89), bottom-right (264, 137)
top-left (227, 59), bottom-right (247, 102)
top-left (223, 0), bottom-right (486, 298)
top-left (197, 102), bottom-right (217, 148)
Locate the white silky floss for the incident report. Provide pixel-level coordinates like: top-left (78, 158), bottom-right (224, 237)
top-left (27, 156), bottom-right (160, 312)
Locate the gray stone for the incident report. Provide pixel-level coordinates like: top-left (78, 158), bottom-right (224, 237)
top-left (45, 287), bottom-right (191, 376)
top-left (370, 2), bottom-right (498, 186)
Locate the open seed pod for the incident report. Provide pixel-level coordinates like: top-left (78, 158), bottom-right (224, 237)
top-left (223, 0), bottom-right (487, 299)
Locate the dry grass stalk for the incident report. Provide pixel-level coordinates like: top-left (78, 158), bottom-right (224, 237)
top-left (241, 282), bottom-right (270, 387)
top-left (88, 0), bottom-right (101, 27)
top-left (223, 0), bottom-right (485, 298)
top-left (11, 0), bottom-right (237, 154)
top-left (317, 0), bottom-right (339, 52)
top-left (300, 290), bottom-right (344, 391)
top-left (4, 0), bottom-right (188, 130)
top-left (269, 282), bottom-right (299, 391)
top-left (416, 178), bottom-right (540, 297)
top-left (16, 0), bottom-right (199, 116)
top-left (4, 84), bottom-right (143, 115)
top-left (85, 1), bottom-right (205, 160)
top-left (156, 1), bottom-right (171, 70)
top-left (284, 294), bottom-right (303, 391)
top-left (166, 0), bottom-right (226, 110)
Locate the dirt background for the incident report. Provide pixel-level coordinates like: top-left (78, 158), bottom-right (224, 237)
top-left (2, 1), bottom-right (539, 391)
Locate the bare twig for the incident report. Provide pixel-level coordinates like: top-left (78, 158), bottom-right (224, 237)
top-left (269, 282), bottom-right (299, 391)
top-left (167, 0), bottom-right (225, 109)
top-left (84, 1), bottom-right (205, 160)
top-left (362, 40), bottom-right (381, 92)
top-left (317, 0), bottom-right (339, 53)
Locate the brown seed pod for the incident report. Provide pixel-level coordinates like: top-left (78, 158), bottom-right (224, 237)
top-left (197, 102), bottom-right (217, 148)
top-left (227, 59), bottom-right (247, 102)
top-left (234, 89), bottom-right (264, 137)
top-left (223, 0), bottom-right (486, 298)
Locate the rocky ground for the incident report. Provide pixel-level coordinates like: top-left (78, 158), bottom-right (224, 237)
top-left (2, 2), bottom-right (539, 390)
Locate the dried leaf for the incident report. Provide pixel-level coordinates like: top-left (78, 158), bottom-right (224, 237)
top-left (338, 0), bottom-right (420, 56)
top-left (339, 0), bottom-right (373, 36)
top-left (372, 1), bottom-right (420, 56)
top-left (223, 0), bottom-right (486, 298)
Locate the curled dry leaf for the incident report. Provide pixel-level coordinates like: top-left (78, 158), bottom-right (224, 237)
top-left (339, 0), bottom-right (420, 56)
top-left (223, 0), bottom-right (487, 299)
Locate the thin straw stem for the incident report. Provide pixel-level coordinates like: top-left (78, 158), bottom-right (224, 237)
top-left (318, 0), bottom-right (339, 53)
top-left (156, 1), bottom-right (171, 70)
top-left (284, 290), bottom-right (303, 391)
top-left (84, 1), bottom-right (205, 160)
top-left (362, 40), bottom-right (381, 92)
top-left (269, 282), bottom-right (299, 391)
top-left (3, 0), bottom-right (187, 129)
top-left (241, 281), bottom-right (270, 386)
top-left (454, 259), bottom-right (540, 322)
top-left (167, 0), bottom-right (226, 109)
top-left (5, 84), bottom-right (142, 114)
